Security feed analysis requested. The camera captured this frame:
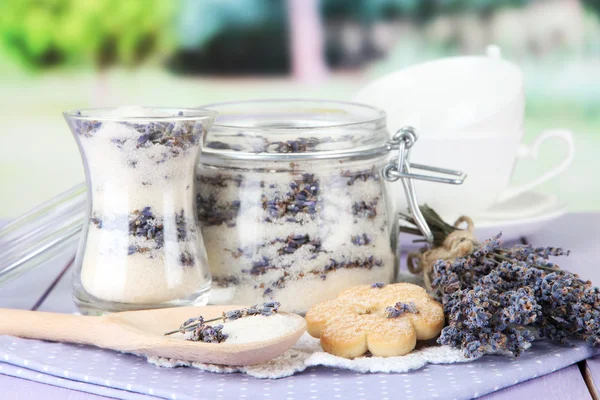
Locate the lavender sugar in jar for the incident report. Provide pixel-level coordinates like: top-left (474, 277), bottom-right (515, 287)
top-left (196, 100), bottom-right (397, 313)
top-left (65, 107), bottom-right (216, 314)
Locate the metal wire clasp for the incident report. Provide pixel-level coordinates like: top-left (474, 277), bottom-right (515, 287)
top-left (383, 127), bottom-right (467, 245)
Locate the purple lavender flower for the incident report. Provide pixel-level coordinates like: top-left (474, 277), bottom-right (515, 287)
top-left (342, 167), bottom-right (380, 186)
top-left (73, 120), bottom-right (102, 137)
top-left (243, 256), bottom-right (276, 276)
top-left (190, 324), bottom-right (228, 343)
top-left (179, 316), bottom-right (204, 334)
top-left (223, 309), bottom-right (244, 321)
top-left (385, 302), bottom-right (419, 318)
top-left (260, 301), bottom-right (281, 316)
top-left (322, 256), bottom-right (383, 276)
top-left (261, 174), bottom-right (319, 219)
top-left (179, 251), bottom-right (194, 267)
top-left (351, 234), bottom-right (372, 246)
top-left (277, 234), bottom-right (322, 255)
top-left (352, 200), bottom-right (378, 220)
top-left (197, 194), bottom-right (240, 227)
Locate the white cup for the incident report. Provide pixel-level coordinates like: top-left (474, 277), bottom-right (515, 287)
top-left (354, 54), bottom-right (574, 221)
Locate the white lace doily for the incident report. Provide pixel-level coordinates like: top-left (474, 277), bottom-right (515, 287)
top-left (145, 333), bottom-right (471, 379)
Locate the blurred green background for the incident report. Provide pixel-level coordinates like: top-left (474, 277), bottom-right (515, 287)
top-left (0, 0), bottom-right (598, 218)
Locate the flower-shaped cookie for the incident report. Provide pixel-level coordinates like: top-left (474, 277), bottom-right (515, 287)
top-left (306, 283), bottom-right (445, 358)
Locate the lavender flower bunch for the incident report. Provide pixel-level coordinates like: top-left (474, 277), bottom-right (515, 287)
top-left (164, 302), bottom-right (282, 342)
top-left (433, 234), bottom-right (600, 359)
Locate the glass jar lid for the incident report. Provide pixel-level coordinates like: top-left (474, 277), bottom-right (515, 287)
top-left (202, 99), bottom-right (390, 161)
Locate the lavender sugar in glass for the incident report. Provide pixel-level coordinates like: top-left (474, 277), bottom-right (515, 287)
top-left (196, 100), bottom-right (396, 313)
top-left (65, 107), bottom-right (216, 314)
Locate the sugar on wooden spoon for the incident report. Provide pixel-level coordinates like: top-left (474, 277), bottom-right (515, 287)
top-left (0, 305), bottom-right (306, 366)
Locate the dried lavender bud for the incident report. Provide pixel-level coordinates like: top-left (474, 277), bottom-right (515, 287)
top-left (351, 234), bottom-right (372, 246)
top-left (277, 234), bottom-right (322, 255)
top-left (197, 194), bottom-right (240, 227)
top-left (212, 276), bottom-right (240, 288)
top-left (72, 120), bottom-right (102, 137)
top-left (189, 324), bottom-right (228, 343)
top-left (272, 275), bottom-right (287, 289)
top-left (259, 301), bottom-right (281, 316)
top-left (342, 167), bottom-right (380, 186)
top-left (178, 316), bottom-right (204, 334)
top-left (226, 237), bottom-right (287, 260)
top-left (262, 174), bottom-right (319, 219)
top-left (322, 256), bottom-right (383, 274)
top-left (243, 256), bottom-right (277, 275)
top-left (385, 302), bottom-right (418, 318)
top-left (90, 216), bottom-right (103, 228)
top-left (502, 287), bottom-right (540, 325)
top-left (179, 251), bottom-right (194, 267)
top-left (352, 200), bottom-right (378, 220)
top-left (371, 282), bottom-right (385, 288)
top-left (127, 120), bottom-right (201, 151)
top-left (224, 302), bottom-right (282, 320)
top-left (268, 137), bottom-right (321, 153)
top-left (222, 309), bottom-right (245, 322)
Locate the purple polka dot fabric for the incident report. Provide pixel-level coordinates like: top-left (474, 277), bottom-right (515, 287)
top-left (0, 335), bottom-right (597, 400)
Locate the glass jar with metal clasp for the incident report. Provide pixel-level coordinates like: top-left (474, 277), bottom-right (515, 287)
top-left (196, 100), bottom-right (466, 313)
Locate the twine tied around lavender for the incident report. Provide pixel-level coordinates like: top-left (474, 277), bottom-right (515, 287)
top-left (406, 214), bottom-right (477, 291)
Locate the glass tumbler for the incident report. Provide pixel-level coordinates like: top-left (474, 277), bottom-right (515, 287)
top-left (64, 107), bottom-right (216, 314)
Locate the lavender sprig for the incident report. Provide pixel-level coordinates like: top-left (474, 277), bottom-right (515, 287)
top-left (164, 302), bottom-right (281, 337)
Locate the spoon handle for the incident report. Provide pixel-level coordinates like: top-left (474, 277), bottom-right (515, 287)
top-left (0, 308), bottom-right (105, 346)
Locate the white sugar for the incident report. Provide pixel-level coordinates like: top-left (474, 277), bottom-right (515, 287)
top-left (221, 314), bottom-right (302, 344)
top-left (75, 116), bottom-right (209, 307)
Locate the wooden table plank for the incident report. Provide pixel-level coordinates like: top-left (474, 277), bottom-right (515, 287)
top-left (583, 357), bottom-right (600, 400)
top-left (481, 364), bottom-right (592, 400)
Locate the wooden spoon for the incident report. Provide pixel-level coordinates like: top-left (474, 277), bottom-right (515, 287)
top-left (0, 305), bottom-right (306, 366)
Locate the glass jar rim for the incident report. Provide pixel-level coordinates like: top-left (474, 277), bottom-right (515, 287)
top-left (200, 99), bottom-right (390, 161)
top-left (203, 99), bottom-right (386, 131)
top-left (63, 107), bottom-right (217, 121)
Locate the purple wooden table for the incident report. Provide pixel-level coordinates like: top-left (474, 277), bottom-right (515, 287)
top-left (1, 213), bottom-right (599, 400)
